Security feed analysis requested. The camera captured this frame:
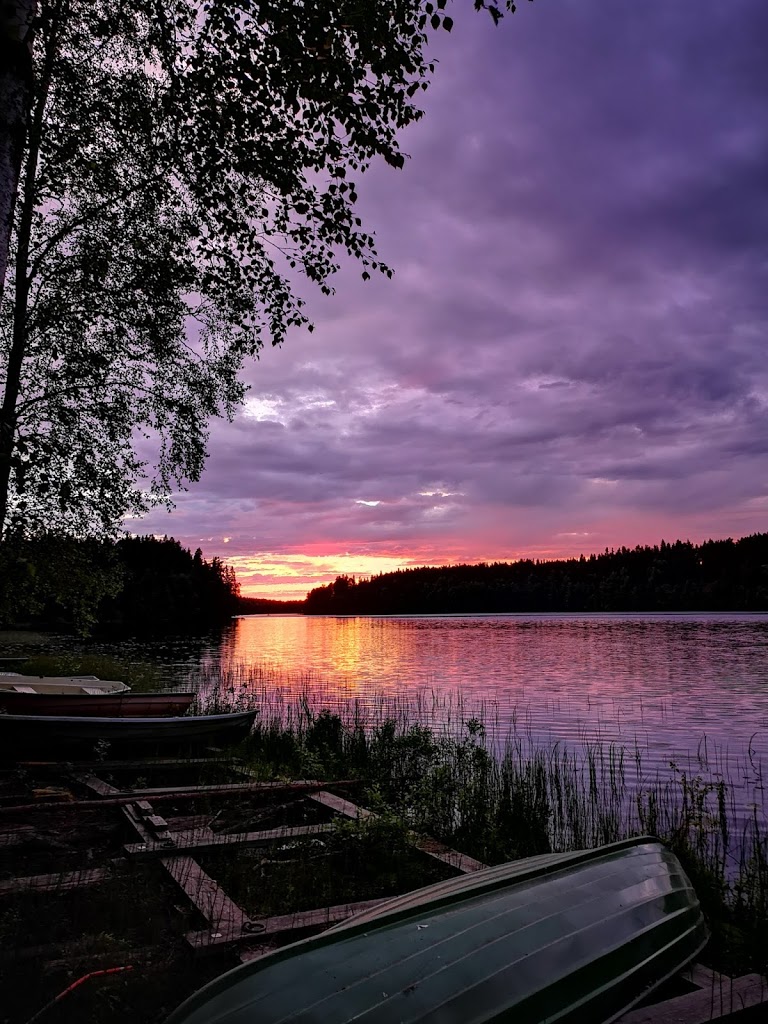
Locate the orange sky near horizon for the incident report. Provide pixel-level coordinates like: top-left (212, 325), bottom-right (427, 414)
top-left (223, 503), bottom-right (767, 602)
top-left (225, 534), bottom-right (691, 602)
top-left (230, 548), bottom-right (574, 603)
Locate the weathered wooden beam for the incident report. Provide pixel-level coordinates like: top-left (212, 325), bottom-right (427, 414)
top-left (309, 791), bottom-right (373, 821)
top-left (15, 756), bottom-right (239, 772)
top-left (127, 779), bottom-right (356, 798)
top-left (125, 822), bottom-right (333, 857)
top-left (70, 772), bottom-right (117, 797)
top-left (81, 774), bottom-right (255, 948)
top-left (619, 973), bottom-right (768, 1024)
top-left (164, 814), bottom-right (215, 832)
top-left (0, 779), bottom-right (356, 815)
top-left (308, 791), bottom-right (487, 874)
top-left (0, 823), bottom-right (34, 846)
top-left (162, 855), bottom-right (250, 938)
top-left (683, 963), bottom-right (729, 990)
top-left (0, 868), bottom-right (109, 897)
top-left (187, 897), bottom-right (391, 952)
top-left (415, 835), bottom-right (487, 874)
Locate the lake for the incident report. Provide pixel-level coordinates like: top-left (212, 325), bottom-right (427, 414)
top-left (4, 612), bottom-right (767, 822)
top-left (211, 612), bottom-right (768, 825)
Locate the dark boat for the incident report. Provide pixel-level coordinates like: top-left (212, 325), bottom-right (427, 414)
top-left (0, 691), bottom-right (195, 717)
top-left (167, 837), bottom-right (706, 1024)
top-left (0, 709), bottom-right (257, 748)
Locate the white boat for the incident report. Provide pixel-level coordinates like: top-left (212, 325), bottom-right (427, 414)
top-left (0, 675), bottom-right (130, 695)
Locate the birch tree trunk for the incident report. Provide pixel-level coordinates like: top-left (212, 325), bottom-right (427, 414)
top-left (0, 1), bottom-right (38, 537)
top-left (0, 0), bottom-right (36, 305)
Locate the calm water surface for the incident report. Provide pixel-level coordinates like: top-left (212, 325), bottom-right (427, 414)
top-left (211, 613), bottom-right (768, 812)
top-left (4, 612), bottom-right (767, 815)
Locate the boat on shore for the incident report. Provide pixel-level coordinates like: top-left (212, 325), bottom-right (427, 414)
top-left (167, 836), bottom-right (706, 1024)
top-left (0, 709), bottom-right (257, 749)
top-left (0, 675), bottom-right (130, 694)
top-left (0, 690), bottom-right (194, 717)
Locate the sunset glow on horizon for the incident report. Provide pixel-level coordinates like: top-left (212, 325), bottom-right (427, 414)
top-left (223, 511), bottom-right (754, 602)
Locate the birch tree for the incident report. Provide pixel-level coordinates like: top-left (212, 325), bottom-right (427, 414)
top-left (0, 0), bottom-right (526, 538)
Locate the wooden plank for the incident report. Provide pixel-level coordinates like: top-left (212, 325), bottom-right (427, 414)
top-left (309, 791), bottom-right (373, 821)
top-left (18, 756), bottom-right (238, 770)
top-left (161, 855), bottom-right (249, 942)
top-left (124, 779), bottom-right (352, 798)
top-left (413, 835), bottom-right (487, 874)
top-left (125, 822), bottom-right (333, 857)
top-left (0, 824), bottom-right (34, 846)
top-left (122, 802), bottom-right (155, 844)
top-left (1, 780), bottom-right (356, 815)
top-left (17, 768), bottom-right (241, 945)
top-left (81, 773), bottom-right (255, 947)
top-left (0, 868), bottom-right (109, 897)
top-left (619, 974), bottom-right (768, 1024)
top-left (308, 791), bottom-right (487, 874)
top-left (164, 814), bottom-right (215, 831)
top-left (70, 772), bottom-right (119, 797)
top-left (188, 897), bottom-right (391, 952)
top-left (684, 963), bottom-right (729, 990)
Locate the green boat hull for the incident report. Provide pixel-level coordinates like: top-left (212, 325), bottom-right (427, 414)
top-left (167, 837), bottom-right (706, 1024)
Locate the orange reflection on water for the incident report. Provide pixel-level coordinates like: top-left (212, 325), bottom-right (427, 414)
top-left (204, 613), bottom-right (768, 828)
top-left (225, 610), bottom-right (460, 700)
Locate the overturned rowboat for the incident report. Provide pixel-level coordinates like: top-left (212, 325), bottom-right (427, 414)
top-left (167, 837), bottom-right (706, 1024)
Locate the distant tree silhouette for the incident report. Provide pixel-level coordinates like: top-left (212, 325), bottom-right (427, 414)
top-left (304, 534), bottom-right (768, 615)
top-left (0, 532), bottom-right (240, 632)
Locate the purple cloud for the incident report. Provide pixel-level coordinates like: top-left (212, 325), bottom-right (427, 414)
top-left (127, 0), bottom-right (768, 598)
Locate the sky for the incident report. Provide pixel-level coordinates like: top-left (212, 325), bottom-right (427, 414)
top-left (126, 0), bottom-right (768, 601)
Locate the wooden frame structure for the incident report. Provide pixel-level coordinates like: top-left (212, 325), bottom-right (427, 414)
top-left (1, 755), bottom-right (765, 1022)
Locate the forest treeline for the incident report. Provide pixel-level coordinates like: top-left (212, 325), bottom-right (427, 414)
top-left (303, 534), bottom-right (768, 615)
top-left (0, 534), bottom-right (240, 633)
top-left (239, 596), bottom-right (305, 615)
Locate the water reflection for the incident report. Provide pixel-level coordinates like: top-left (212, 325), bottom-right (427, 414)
top-left (218, 613), bottom-right (768, 781)
top-left (3, 612), bottom-right (767, 795)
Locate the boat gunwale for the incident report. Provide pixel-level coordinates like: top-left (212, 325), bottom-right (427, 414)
top-left (0, 709), bottom-right (255, 727)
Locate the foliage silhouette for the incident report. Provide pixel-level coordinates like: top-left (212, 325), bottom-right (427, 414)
top-left (304, 534), bottom-right (768, 614)
top-left (0, 532), bottom-right (239, 632)
top-left (0, 0), bottom-right (531, 538)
